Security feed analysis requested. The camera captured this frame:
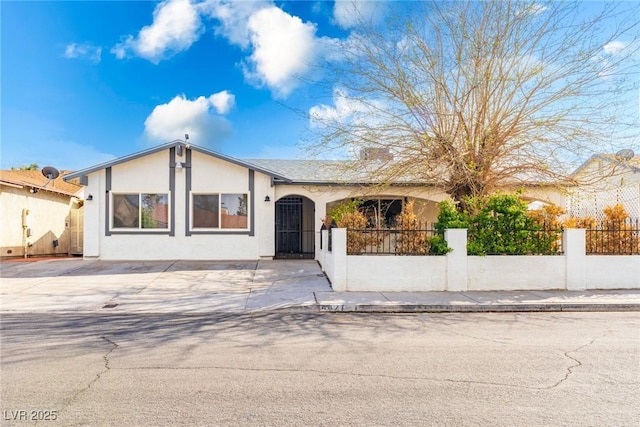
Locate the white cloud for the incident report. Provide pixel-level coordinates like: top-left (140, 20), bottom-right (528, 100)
top-left (144, 92), bottom-right (235, 146)
top-left (603, 40), bottom-right (626, 55)
top-left (310, 88), bottom-right (365, 127)
top-left (243, 6), bottom-right (319, 98)
top-left (113, 0), bottom-right (340, 96)
top-left (208, 90), bottom-right (235, 114)
top-left (112, 0), bottom-right (203, 64)
top-left (64, 43), bottom-right (102, 63)
top-left (333, 0), bottom-right (385, 29)
top-left (198, 0), bottom-right (271, 48)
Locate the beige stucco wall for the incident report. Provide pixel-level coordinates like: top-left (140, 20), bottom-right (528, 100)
top-left (0, 185), bottom-right (79, 257)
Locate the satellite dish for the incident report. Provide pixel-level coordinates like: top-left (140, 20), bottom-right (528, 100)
top-left (41, 166), bottom-right (60, 188)
top-left (42, 166), bottom-right (60, 179)
top-left (615, 149), bottom-right (635, 162)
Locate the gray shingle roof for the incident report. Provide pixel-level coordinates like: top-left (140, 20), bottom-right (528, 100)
top-left (243, 159), bottom-right (352, 183)
top-left (242, 159), bottom-right (431, 185)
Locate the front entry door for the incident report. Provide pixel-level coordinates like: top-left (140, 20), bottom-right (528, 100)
top-left (276, 197), bottom-right (303, 255)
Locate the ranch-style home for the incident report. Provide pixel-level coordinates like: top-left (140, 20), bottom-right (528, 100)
top-left (63, 139), bottom-right (565, 261)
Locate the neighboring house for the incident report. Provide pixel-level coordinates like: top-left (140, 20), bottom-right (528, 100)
top-left (0, 169), bottom-right (84, 258)
top-left (568, 153), bottom-right (640, 221)
top-left (63, 140), bottom-right (565, 261)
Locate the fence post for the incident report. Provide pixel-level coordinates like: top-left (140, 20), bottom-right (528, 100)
top-left (319, 229), bottom-right (328, 271)
top-left (564, 228), bottom-right (586, 291)
top-left (331, 228), bottom-right (348, 291)
top-left (445, 228), bottom-right (468, 292)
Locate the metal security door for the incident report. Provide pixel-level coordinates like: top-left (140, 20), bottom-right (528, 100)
top-left (275, 197), bottom-right (303, 255)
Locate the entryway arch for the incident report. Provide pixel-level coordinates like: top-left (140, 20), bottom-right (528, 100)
top-left (275, 195), bottom-right (315, 258)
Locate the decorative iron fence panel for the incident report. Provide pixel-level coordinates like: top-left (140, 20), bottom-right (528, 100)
top-left (586, 219), bottom-right (640, 255)
top-left (346, 227), bottom-right (439, 255)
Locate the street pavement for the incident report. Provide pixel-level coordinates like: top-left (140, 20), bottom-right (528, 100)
top-left (1, 311), bottom-right (639, 426)
top-left (1, 257), bottom-right (639, 313)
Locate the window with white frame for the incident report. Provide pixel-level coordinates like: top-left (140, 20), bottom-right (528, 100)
top-left (192, 193), bottom-right (248, 230)
top-left (112, 193), bottom-right (169, 230)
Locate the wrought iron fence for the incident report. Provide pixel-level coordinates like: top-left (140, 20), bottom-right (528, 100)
top-left (346, 226), bottom-right (439, 255)
top-left (337, 221), bottom-right (640, 256)
top-left (345, 225), bottom-right (563, 256)
top-left (586, 219), bottom-right (640, 255)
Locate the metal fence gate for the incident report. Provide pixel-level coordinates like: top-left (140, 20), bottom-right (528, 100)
top-left (275, 197), bottom-right (315, 259)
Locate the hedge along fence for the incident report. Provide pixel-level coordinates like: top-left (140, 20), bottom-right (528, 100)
top-left (585, 218), bottom-right (640, 255)
top-left (321, 227), bottom-right (640, 292)
top-left (327, 194), bottom-right (638, 256)
top-left (346, 226), bottom-right (439, 255)
top-left (553, 204), bottom-right (640, 255)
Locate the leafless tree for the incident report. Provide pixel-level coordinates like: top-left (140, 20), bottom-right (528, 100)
top-left (309, 1), bottom-right (640, 212)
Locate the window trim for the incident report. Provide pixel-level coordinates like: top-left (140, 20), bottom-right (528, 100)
top-left (110, 192), bottom-right (171, 233)
top-left (189, 191), bottom-right (251, 233)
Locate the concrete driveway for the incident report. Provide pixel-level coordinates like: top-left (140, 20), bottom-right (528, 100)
top-left (0, 258), bottom-right (332, 313)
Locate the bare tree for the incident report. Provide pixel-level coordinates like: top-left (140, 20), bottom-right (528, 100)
top-left (309, 1), bottom-right (640, 212)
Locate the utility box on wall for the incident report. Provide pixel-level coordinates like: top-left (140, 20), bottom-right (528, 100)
top-left (69, 205), bottom-right (84, 255)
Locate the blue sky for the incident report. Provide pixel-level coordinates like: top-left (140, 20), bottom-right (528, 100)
top-left (1, 0), bottom-right (365, 170)
top-left (1, 1), bottom-right (638, 172)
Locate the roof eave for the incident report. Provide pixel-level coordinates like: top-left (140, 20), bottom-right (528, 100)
top-left (63, 140), bottom-right (292, 184)
top-left (0, 179), bottom-right (79, 197)
top-left (277, 180), bottom-right (435, 187)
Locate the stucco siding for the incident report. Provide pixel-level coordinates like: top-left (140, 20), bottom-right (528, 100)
top-left (585, 256), bottom-right (640, 289)
top-left (347, 256), bottom-right (447, 291)
top-left (0, 186), bottom-right (77, 257)
top-left (82, 147), bottom-right (277, 260)
top-left (467, 256), bottom-right (566, 291)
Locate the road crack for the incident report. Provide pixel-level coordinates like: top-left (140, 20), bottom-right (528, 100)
top-left (59, 336), bottom-right (118, 413)
top-left (119, 365), bottom-right (554, 391)
top-left (548, 337), bottom-right (596, 389)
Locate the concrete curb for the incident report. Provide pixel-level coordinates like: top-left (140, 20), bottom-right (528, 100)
top-left (2, 303), bottom-right (640, 315)
top-left (318, 303), bottom-right (640, 313)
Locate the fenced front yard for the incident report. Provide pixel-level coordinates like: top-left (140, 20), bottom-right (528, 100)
top-left (342, 219), bottom-right (640, 256)
top-left (320, 227), bottom-right (640, 292)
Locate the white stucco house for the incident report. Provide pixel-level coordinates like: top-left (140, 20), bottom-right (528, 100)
top-left (1, 169), bottom-right (84, 258)
top-left (63, 140), bottom-right (565, 261)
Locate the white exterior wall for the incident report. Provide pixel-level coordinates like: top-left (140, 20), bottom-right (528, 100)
top-left (467, 256), bottom-right (566, 291)
top-left (255, 173), bottom-right (276, 258)
top-left (82, 148), bottom-right (276, 260)
top-left (82, 170), bottom-right (104, 257)
top-left (585, 256), bottom-right (640, 289)
top-left (0, 185), bottom-right (79, 257)
top-left (346, 256), bottom-right (447, 291)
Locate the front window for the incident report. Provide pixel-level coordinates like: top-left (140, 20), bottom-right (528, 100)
top-left (221, 194), bottom-right (248, 229)
top-left (361, 199), bottom-right (403, 227)
top-left (193, 194), bottom-right (219, 228)
top-left (112, 193), bottom-right (169, 230)
top-left (192, 193), bottom-right (249, 230)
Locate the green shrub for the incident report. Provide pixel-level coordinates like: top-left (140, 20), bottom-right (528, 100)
top-left (431, 193), bottom-right (562, 255)
top-left (429, 200), bottom-right (468, 254)
top-left (467, 193), bottom-right (559, 255)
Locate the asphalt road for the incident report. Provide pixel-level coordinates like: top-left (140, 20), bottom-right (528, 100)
top-left (1, 312), bottom-right (639, 426)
